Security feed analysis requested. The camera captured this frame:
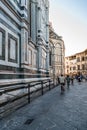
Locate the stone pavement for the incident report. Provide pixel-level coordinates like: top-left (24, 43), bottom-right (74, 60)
top-left (0, 81), bottom-right (87, 130)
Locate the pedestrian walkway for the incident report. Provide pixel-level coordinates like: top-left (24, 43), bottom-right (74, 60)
top-left (0, 81), bottom-right (87, 130)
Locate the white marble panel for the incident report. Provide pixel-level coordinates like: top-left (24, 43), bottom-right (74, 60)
top-left (0, 14), bottom-right (20, 34)
top-left (10, 39), bottom-right (16, 60)
top-left (0, 2), bottom-right (21, 24)
top-left (0, 24), bottom-right (19, 66)
top-left (29, 49), bottom-right (32, 65)
top-left (25, 31), bottom-right (28, 61)
top-left (0, 60), bottom-right (19, 67)
top-left (0, 32), bottom-right (2, 56)
top-left (34, 52), bottom-right (37, 66)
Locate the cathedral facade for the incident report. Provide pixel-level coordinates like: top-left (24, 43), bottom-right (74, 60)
top-left (0, 0), bottom-right (49, 79)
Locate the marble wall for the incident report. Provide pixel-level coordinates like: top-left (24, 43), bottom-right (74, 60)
top-left (0, 0), bottom-right (50, 79)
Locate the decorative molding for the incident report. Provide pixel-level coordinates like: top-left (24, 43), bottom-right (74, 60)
top-left (0, 27), bottom-right (5, 60)
top-left (8, 33), bottom-right (18, 63)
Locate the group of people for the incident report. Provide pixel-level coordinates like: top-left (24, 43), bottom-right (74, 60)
top-left (75, 74), bottom-right (87, 82)
top-left (58, 73), bottom-right (87, 94)
top-left (58, 74), bottom-right (74, 94)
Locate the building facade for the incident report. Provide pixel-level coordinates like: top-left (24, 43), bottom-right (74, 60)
top-left (29, 0), bottom-right (49, 77)
top-left (65, 49), bottom-right (87, 76)
top-left (65, 55), bottom-right (77, 75)
top-left (49, 23), bottom-right (65, 79)
top-left (0, 0), bottom-right (49, 79)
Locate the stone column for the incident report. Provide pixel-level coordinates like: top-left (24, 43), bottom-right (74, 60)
top-left (21, 29), bottom-right (28, 64)
top-left (36, 0), bottom-right (42, 76)
top-left (30, 0), bottom-right (37, 43)
top-left (20, 0), bottom-right (29, 77)
top-left (37, 38), bottom-right (42, 71)
top-left (46, 45), bottom-right (49, 76)
top-left (46, 1), bottom-right (49, 77)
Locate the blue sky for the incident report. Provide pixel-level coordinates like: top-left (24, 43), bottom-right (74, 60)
top-left (49, 0), bottom-right (87, 56)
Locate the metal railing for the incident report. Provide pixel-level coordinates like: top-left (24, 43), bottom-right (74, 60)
top-left (0, 78), bottom-right (58, 118)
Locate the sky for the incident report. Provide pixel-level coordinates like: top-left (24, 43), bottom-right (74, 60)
top-left (49, 0), bottom-right (87, 56)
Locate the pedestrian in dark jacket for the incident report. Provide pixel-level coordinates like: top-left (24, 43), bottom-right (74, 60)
top-left (71, 75), bottom-right (74, 85)
top-left (66, 75), bottom-right (71, 89)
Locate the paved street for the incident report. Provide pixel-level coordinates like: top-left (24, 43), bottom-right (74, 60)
top-left (0, 80), bottom-right (87, 130)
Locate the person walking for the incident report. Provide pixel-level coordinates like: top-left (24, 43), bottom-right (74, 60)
top-left (57, 76), bottom-right (60, 85)
top-left (71, 75), bottom-right (74, 85)
top-left (59, 74), bottom-right (66, 94)
top-left (66, 75), bottom-right (71, 89)
top-left (78, 75), bottom-right (81, 84)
